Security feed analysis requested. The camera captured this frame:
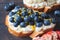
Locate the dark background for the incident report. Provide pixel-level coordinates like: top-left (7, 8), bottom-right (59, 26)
top-left (0, 0), bottom-right (32, 40)
top-left (0, 0), bottom-right (60, 40)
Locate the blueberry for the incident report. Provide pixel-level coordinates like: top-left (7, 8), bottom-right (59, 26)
top-left (14, 6), bottom-right (20, 9)
top-left (9, 11), bottom-right (16, 17)
top-left (44, 20), bottom-right (51, 26)
top-left (22, 11), bottom-right (28, 16)
top-left (15, 16), bottom-right (23, 22)
top-left (20, 22), bottom-right (27, 27)
top-left (41, 13), bottom-right (50, 19)
top-left (4, 4), bottom-right (10, 11)
top-left (12, 8), bottom-right (19, 13)
top-left (52, 18), bottom-right (56, 24)
top-left (34, 12), bottom-right (39, 16)
top-left (9, 17), bottom-right (14, 22)
top-left (54, 10), bottom-right (60, 17)
top-left (13, 22), bottom-right (19, 27)
top-left (4, 2), bottom-right (16, 11)
top-left (36, 22), bottom-right (43, 27)
top-left (24, 16), bottom-right (31, 22)
top-left (30, 14), bottom-right (35, 19)
top-left (34, 16), bottom-right (40, 22)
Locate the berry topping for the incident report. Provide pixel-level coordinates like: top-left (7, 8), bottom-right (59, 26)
top-left (13, 22), bottom-right (19, 27)
top-left (52, 18), bottom-right (56, 24)
top-left (41, 13), bottom-right (50, 19)
top-left (54, 10), bottom-right (60, 17)
top-left (4, 2), bottom-right (16, 11)
top-left (36, 22), bottom-right (43, 27)
top-left (34, 16), bottom-right (40, 22)
top-left (14, 6), bottom-right (20, 9)
top-left (12, 8), bottom-right (19, 13)
top-left (9, 11), bottom-right (16, 17)
top-left (22, 11), bottom-right (28, 16)
top-left (20, 22), bottom-right (27, 27)
top-left (30, 14), bottom-right (35, 19)
top-left (44, 19), bottom-right (51, 26)
top-left (9, 17), bottom-right (14, 22)
top-left (7, 7), bottom-right (56, 28)
top-left (24, 16), bottom-right (31, 22)
top-left (34, 12), bottom-right (39, 16)
top-left (15, 16), bottom-right (23, 22)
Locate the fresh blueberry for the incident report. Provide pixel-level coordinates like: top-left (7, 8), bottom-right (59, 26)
top-left (9, 17), bottom-right (14, 22)
top-left (24, 16), bottom-right (31, 22)
top-left (4, 2), bottom-right (16, 11)
top-left (34, 16), bottom-right (40, 22)
top-left (9, 11), bottom-right (16, 17)
top-left (12, 8), bottom-right (19, 13)
top-left (14, 6), bottom-right (20, 9)
top-left (22, 11), bottom-right (28, 16)
top-left (4, 4), bottom-right (10, 11)
top-left (44, 20), bottom-right (51, 26)
top-left (20, 22), bottom-right (27, 27)
top-left (54, 10), bottom-right (60, 17)
top-left (30, 14), bottom-right (35, 19)
top-left (15, 16), bottom-right (23, 22)
top-left (52, 18), bottom-right (56, 24)
top-left (41, 13), bottom-right (50, 19)
top-left (13, 22), bottom-right (19, 27)
top-left (36, 22), bottom-right (43, 27)
top-left (34, 12), bottom-right (39, 16)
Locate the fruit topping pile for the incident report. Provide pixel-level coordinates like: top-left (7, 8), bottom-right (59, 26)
top-left (8, 6), bottom-right (56, 27)
top-left (4, 3), bottom-right (56, 27)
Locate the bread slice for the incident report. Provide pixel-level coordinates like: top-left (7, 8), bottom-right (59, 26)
top-left (23, 0), bottom-right (46, 12)
top-left (5, 15), bottom-right (33, 37)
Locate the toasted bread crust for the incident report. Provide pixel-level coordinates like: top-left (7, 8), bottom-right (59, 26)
top-left (8, 28), bottom-right (20, 37)
top-left (5, 15), bottom-right (33, 37)
top-left (5, 15), bottom-right (9, 27)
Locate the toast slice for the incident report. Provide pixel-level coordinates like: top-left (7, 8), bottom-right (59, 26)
top-left (5, 15), bottom-right (33, 37)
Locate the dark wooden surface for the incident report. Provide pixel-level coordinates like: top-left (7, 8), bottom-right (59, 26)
top-left (0, 0), bottom-right (32, 40)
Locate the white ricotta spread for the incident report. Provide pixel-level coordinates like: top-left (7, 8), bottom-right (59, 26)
top-left (35, 23), bottom-right (55, 32)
